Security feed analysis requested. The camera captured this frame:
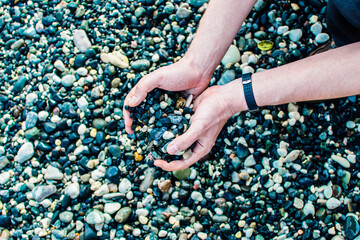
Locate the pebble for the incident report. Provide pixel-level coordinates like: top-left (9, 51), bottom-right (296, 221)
top-left (104, 203), bottom-right (121, 215)
top-left (77, 96), bottom-right (89, 112)
top-left (277, 26), bottom-right (289, 35)
top-left (173, 168), bottom-right (191, 180)
top-left (303, 202), bottom-right (315, 216)
top-left (73, 29), bottom-right (92, 53)
top-left (310, 22), bottom-right (323, 35)
top-left (115, 207), bottom-right (132, 223)
top-left (221, 45), bottom-right (241, 65)
top-left (139, 168), bottom-right (155, 192)
top-left (100, 51), bottom-right (129, 68)
top-left (59, 211), bottom-right (73, 223)
top-left (86, 210), bottom-right (105, 224)
top-left (191, 191), bottom-right (204, 202)
top-left (315, 33), bottom-right (330, 43)
top-left (293, 197), bottom-right (304, 209)
top-left (326, 198), bottom-right (342, 210)
top-left (64, 182), bottom-right (80, 199)
top-left (15, 142), bottom-right (34, 163)
top-left (44, 165), bottom-right (64, 180)
top-left (131, 59), bottom-right (151, 71)
top-left (25, 111), bottom-right (38, 130)
top-left (32, 185), bottom-right (57, 202)
top-left (244, 155), bottom-right (256, 167)
top-left (288, 29), bottom-right (303, 42)
top-left (61, 75), bottom-right (75, 87)
top-left (0, 172), bottom-right (10, 185)
top-left (119, 178), bottom-right (132, 194)
top-left (331, 155), bottom-right (351, 168)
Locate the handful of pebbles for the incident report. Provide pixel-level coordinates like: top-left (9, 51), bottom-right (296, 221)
top-left (126, 89), bottom-right (194, 161)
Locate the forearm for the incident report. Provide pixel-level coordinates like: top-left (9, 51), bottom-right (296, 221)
top-left (184, 0), bottom-right (256, 78)
top-left (228, 42), bottom-right (360, 112)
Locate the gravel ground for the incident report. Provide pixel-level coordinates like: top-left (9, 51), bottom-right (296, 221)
top-left (0, 0), bottom-right (359, 239)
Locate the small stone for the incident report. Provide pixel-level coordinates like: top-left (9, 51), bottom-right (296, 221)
top-left (303, 202), bottom-right (315, 216)
top-left (134, 152), bottom-right (143, 162)
top-left (76, 67), bottom-right (88, 76)
top-left (44, 165), bottom-right (64, 180)
top-left (54, 60), bottom-right (66, 72)
top-left (0, 156), bottom-right (9, 170)
top-left (64, 182), bottom-right (80, 199)
top-left (108, 145), bottom-right (121, 158)
top-left (104, 203), bottom-right (121, 215)
top-left (191, 191), bottom-right (204, 202)
top-left (119, 178), bottom-right (132, 194)
top-left (11, 39), bottom-right (25, 50)
top-left (176, 3), bottom-right (191, 19)
top-left (294, 197), bottom-right (304, 209)
top-left (38, 111), bottom-right (49, 121)
top-left (59, 211), bottom-right (73, 223)
top-left (326, 198), bottom-right (342, 210)
top-left (16, 142), bottom-right (34, 163)
top-left (163, 131), bottom-right (175, 140)
top-left (324, 186), bottom-right (333, 199)
top-left (288, 29), bottom-right (303, 42)
top-left (285, 150), bottom-right (300, 162)
top-left (315, 33), bottom-right (330, 44)
top-left (345, 213), bottom-right (360, 239)
top-left (158, 180), bottom-right (172, 193)
top-left (139, 168), bottom-right (155, 192)
top-left (115, 207), bottom-right (132, 223)
top-left (100, 51), bottom-right (129, 68)
top-left (277, 26), bottom-right (289, 35)
top-left (106, 166), bottom-right (121, 183)
top-left (221, 45), bottom-right (241, 65)
top-left (73, 29), bottom-right (92, 53)
top-left (25, 111), bottom-right (38, 130)
top-left (32, 185), bottom-right (57, 202)
top-left (346, 121), bottom-right (356, 129)
top-left (131, 59), bottom-right (151, 71)
top-left (61, 75), bottom-right (75, 87)
top-left (331, 155), bottom-right (351, 168)
top-left (239, 171), bottom-right (250, 181)
top-left (86, 210), bottom-right (104, 224)
top-left (84, 224), bottom-right (97, 240)
top-left (77, 96), bottom-right (89, 112)
top-left (253, 0), bottom-right (266, 11)
top-left (0, 172), bottom-right (10, 185)
top-left (244, 155), bottom-right (256, 167)
top-left (310, 22), bottom-right (323, 35)
top-left (93, 118), bottom-right (107, 130)
top-left (277, 148), bottom-right (287, 157)
top-left (173, 168), bottom-right (191, 180)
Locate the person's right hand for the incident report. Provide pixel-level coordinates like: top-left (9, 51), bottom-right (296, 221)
top-left (123, 56), bottom-right (212, 134)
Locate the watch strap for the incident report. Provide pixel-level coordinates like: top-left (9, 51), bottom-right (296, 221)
top-left (242, 73), bottom-right (259, 112)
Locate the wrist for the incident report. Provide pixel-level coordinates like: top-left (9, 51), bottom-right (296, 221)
top-left (222, 79), bottom-right (248, 115)
top-left (182, 51), bottom-right (216, 82)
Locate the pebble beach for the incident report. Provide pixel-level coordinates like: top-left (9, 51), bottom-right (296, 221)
top-left (0, 0), bottom-right (359, 239)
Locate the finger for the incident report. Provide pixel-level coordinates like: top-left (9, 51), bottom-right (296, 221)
top-left (155, 142), bottom-right (209, 171)
top-left (123, 72), bottom-right (160, 133)
top-left (126, 73), bottom-right (160, 107)
top-left (166, 121), bottom-right (204, 155)
top-left (123, 108), bottom-right (134, 134)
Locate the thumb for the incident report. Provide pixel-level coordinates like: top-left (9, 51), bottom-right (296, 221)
top-left (127, 73), bottom-right (160, 107)
top-left (167, 122), bottom-right (202, 155)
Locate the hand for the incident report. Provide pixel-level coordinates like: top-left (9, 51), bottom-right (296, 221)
top-left (154, 79), bottom-right (248, 171)
top-left (123, 56), bottom-right (212, 134)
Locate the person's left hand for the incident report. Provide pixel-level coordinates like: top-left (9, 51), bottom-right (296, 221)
top-left (154, 79), bottom-right (247, 171)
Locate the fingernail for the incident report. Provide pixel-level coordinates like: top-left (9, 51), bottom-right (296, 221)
top-left (129, 96), bottom-right (137, 105)
top-left (167, 144), bottom-right (178, 154)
